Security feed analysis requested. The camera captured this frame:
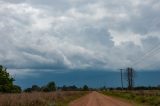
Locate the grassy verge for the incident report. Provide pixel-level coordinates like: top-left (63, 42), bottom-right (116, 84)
top-left (0, 91), bottom-right (88, 106)
top-left (101, 90), bottom-right (160, 106)
top-left (54, 91), bottom-right (89, 106)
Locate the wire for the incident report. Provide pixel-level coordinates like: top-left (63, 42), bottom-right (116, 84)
top-left (138, 50), bottom-right (160, 69)
top-left (132, 41), bottom-right (160, 67)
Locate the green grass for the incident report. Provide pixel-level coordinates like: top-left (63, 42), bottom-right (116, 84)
top-left (101, 90), bottom-right (160, 106)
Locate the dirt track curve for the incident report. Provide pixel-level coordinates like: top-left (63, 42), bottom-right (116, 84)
top-left (69, 91), bottom-right (133, 106)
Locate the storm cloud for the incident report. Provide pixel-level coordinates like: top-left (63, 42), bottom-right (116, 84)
top-left (0, 0), bottom-right (160, 76)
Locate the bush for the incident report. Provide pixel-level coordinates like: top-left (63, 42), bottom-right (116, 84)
top-left (11, 85), bottom-right (22, 93)
top-left (47, 81), bottom-right (56, 91)
top-left (83, 85), bottom-right (89, 91)
top-left (0, 65), bottom-right (21, 93)
top-left (24, 88), bottom-right (32, 93)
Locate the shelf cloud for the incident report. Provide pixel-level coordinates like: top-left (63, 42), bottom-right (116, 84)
top-left (0, 0), bottom-right (160, 76)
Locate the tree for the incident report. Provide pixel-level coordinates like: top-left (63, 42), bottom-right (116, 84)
top-left (83, 85), bottom-right (89, 91)
top-left (31, 85), bottom-right (41, 91)
top-left (42, 81), bottom-right (56, 92)
top-left (24, 88), bottom-right (32, 92)
top-left (61, 85), bottom-right (67, 91)
top-left (12, 85), bottom-right (22, 93)
top-left (47, 81), bottom-right (56, 91)
top-left (61, 85), bottom-right (78, 91)
top-left (41, 86), bottom-right (49, 92)
top-left (100, 86), bottom-right (107, 91)
top-left (24, 85), bottom-right (40, 92)
top-left (0, 65), bottom-right (18, 93)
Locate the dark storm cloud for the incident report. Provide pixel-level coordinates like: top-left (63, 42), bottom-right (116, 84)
top-left (0, 0), bottom-right (160, 76)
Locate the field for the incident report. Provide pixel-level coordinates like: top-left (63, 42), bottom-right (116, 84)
top-left (102, 90), bottom-right (160, 106)
top-left (0, 91), bottom-right (88, 106)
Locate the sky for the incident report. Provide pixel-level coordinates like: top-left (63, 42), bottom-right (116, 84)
top-left (0, 0), bottom-right (160, 86)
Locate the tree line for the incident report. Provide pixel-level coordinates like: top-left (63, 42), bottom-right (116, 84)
top-left (24, 84), bottom-right (89, 92)
top-left (24, 81), bottom-right (56, 92)
top-left (0, 65), bottom-right (160, 93)
top-left (0, 65), bottom-right (89, 93)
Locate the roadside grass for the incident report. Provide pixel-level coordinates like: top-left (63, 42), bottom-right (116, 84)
top-left (54, 91), bottom-right (89, 106)
top-left (101, 90), bottom-right (160, 106)
top-left (0, 91), bottom-right (88, 106)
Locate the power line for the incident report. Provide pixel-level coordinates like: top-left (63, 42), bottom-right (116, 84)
top-left (139, 51), bottom-right (160, 69)
top-left (133, 48), bottom-right (160, 67)
top-left (133, 45), bottom-right (160, 66)
top-left (132, 42), bottom-right (160, 67)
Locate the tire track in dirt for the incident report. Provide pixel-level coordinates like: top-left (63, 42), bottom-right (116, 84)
top-left (69, 91), bottom-right (133, 106)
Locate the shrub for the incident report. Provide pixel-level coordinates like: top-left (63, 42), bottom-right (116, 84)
top-left (0, 65), bottom-right (21, 93)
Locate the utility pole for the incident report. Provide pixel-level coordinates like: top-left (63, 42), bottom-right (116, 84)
top-left (126, 67), bottom-right (135, 90)
top-left (120, 69), bottom-right (124, 90)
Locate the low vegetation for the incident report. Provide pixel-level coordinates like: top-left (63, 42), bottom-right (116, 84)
top-left (24, 81), bottom-right (56, 92)
top-left (0, 65), bottom-right (21, 93)
top-left (102, 90), bottom-right (160, 106)
top-left (0, 91), bottom-right (88, 106)
top-left (0, 65), bottom-right (90, 106)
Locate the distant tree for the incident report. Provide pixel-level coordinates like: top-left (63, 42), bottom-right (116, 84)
top-left (61, 85), bottom-right (67, 91)
top-left (42, 81), bottom-right (56, 92)
top-left (24, 85), bottom-right (40, 92)
top-left (100, 86), bottom-right (107, 91)
top-left (24, 88), bottom-right (32, 92)
top-left (41, 86), bottom-right (49, 92)
top-left (31, 85), bottom-right (41, 91)
top-left (157, 85), bottom-right (160, 90)
top-left (12, 85), bottom-right (22, 93)
top-left (47, 81), bottom-right (56, 91)
top-left (61, 85), bottom-right (78, 91)
top-left (83, 85), bottom-right (89, 91)
top-left (69, 85), bottom-right (78, 90)
top-left (0, 65), bottom-right (21, 93)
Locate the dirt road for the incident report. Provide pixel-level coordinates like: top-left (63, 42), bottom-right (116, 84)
top-left (69, 91), bottom-right (133, 106)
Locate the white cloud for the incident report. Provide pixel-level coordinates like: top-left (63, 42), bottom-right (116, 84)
top-left (110, 30), bottom-right (142, 46)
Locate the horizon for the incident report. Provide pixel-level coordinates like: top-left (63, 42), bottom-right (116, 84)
top-left (0, 0), bottom-right (160, 89)
top-left (12, 70), bottom-right (160, 89)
